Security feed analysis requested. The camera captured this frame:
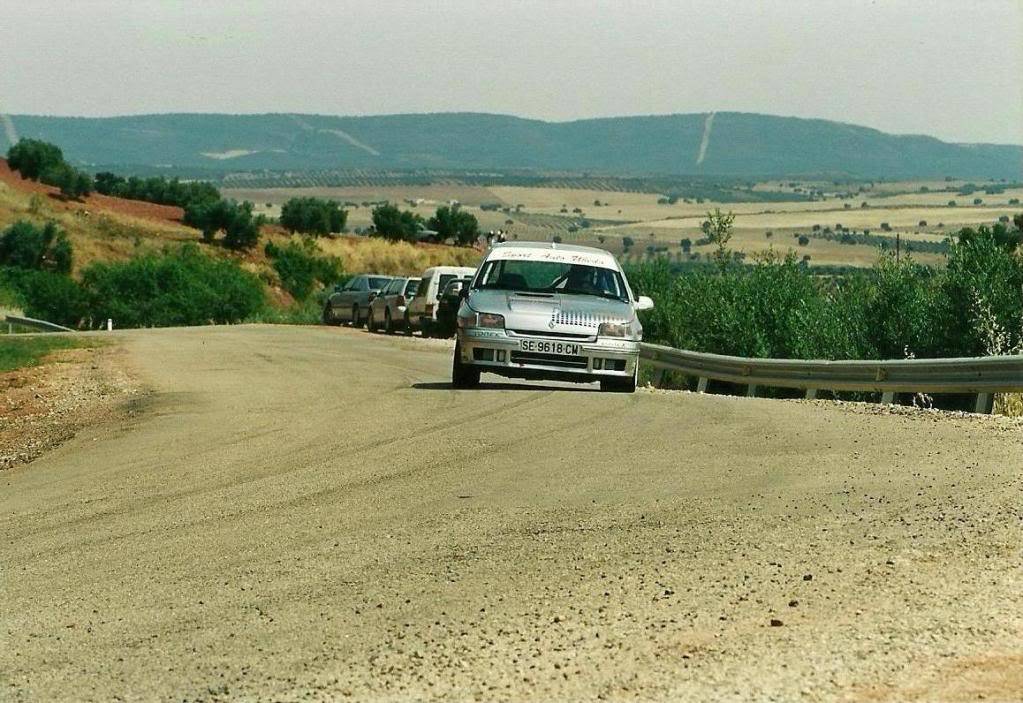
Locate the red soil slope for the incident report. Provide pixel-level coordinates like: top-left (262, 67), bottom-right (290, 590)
top-left (0, 159), bottom-right (186, 226)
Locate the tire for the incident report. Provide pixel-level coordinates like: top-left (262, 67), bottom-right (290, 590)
top-left (384, 309), bottom-right (393, 334)
top-left (403, 312), bottom-right (412, 336)
top-left (322, 303), bottom-right (334, 326)
top-left (350, 305), bottom-right (363, 328)
top-left (421, 320), bottom-right (434, 338)
top-left (451, 342), bottom-right (480, 389)
top-left (367, 309), bottom-right (377, 332)
top-left (600, 364), bottom-right (637, 393)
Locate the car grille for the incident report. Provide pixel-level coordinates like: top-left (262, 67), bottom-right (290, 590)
top-left (509, 329), bottom-right (592, 340)
top-left (510, 351), bottom-right (588, 369)
top-left (551, 309), bottom-right (625, 329)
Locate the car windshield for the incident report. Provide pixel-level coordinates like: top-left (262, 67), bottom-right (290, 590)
top-left (474, 259), bottom-right (629, 301)
top-left (369, 277), bottom-right (391, 290)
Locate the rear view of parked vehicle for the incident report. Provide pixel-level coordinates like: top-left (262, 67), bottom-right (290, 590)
top-left (322, 274), bottom-right (394, 327)
top-left (434, 277), bottom-right (472, 338)
top-left (367, 277), bottom-right (421, 333)
top-left (406, 266), bottom-right (477, 336)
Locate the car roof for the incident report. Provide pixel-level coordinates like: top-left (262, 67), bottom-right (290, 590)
top-left (485, 241), bottom-right (621, 271)
top-left (422, 266), bottom-right (478, 276)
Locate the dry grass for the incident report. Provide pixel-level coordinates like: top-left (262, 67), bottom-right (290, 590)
top-left (0, 179), bottom-right (194, 274)
top-left (994, 393), bottom-right (1023, 417)
top-left (313, 235), bottom-right (481, 276)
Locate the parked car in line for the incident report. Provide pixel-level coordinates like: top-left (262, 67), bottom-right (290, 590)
top-left (405, 265), bottom-right (478, 336)
top-left (322, 274), bottom-right (394, 327)
top-left (367, 277), bottom-right (421, 333)
top-left (434, 277), bottom-right (472, 338)
top-left (451, 242), bottom-right (653, 392)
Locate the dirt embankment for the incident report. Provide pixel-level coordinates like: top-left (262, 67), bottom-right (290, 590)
top-left (0, 159), bottom-right (185, 226)
top-left (0, 341), bottom-right (142, 470)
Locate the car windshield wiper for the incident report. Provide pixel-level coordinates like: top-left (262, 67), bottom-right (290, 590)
top-left (559, 288), bottom-right (628, 302)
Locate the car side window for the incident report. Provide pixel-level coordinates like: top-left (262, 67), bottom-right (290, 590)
top-left (356, 277), bottom-right (369, 292)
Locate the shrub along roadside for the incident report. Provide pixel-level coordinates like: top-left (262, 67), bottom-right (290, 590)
top-left (0, 220), bottom-right (73, 274)
top-left (628, 223), bottom-right (1023, 362)
top-left (264, 239), bottom-right (344, 301)
top-left (1, 245), bottom-right (265, 328)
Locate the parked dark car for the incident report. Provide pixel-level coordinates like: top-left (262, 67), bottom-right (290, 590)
top-left (322, 274), bottom-right (394, 327)
top-left (434, 277), bottom-right (472, 338)
top-left (367, 277), bottom-right (421, 333)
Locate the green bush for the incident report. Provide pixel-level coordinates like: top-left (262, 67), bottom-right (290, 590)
top-left (6, 139), bottom-right (64, 180)
top-left (279, 197), bottom-right (347, 236)
top-left (184, 199), bottom-right (263, 250)
top-left (94, 172), bottom-right (220, 209)
top-left (0, 266), bottom-right (87, 326)
top-left (264, 239), bottom-right (344, 300)
top-left (81, 245), bottom-right (265, 327)
top-left (0, 220), bottom-right (73, 274)
top-left (371, 204), bottom-right (424, 242)
top-left (629, 225), bottom-right (1023, 362)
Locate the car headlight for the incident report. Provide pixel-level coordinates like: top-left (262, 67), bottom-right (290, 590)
top-left (458, 311), bottom-right (505, 329)
top-left (597, 321), bottom-right (630, 337)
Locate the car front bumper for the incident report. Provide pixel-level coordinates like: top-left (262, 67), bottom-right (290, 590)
top-left (457, 328), bottom-right (639, 381)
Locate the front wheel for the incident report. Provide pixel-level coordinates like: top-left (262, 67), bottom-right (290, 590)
top-left (451, 342), bottom-right (480, 389)
top-left (384, 309), bottom-right (393, 334)
top-left (367, 309), bottom-right (378, 332)
top-left (322, 303), bottom-right (334, 326)
top-left (350, 305), bottom-right (363, 328)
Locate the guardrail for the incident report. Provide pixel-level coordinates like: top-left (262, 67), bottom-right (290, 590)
top-left (639, 342), bottom-right (1023, 414)
top-left (5, 314), bottom-right (74, 334)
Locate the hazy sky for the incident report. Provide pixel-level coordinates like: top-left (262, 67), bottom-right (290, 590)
top-left (2, 0), bottom-right (1021, 144)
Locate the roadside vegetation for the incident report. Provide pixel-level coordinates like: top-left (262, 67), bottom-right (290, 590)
top-left (0, 335), bottom-right (94, 372)
top-left (630, 212), bottom-right (1023, 361)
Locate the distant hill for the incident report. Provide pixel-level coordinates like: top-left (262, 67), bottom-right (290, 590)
top-left (2, 112), bottom-right (1020, 180)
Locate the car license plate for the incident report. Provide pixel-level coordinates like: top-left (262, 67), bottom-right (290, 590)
top-left (519, 340), bottom-right (581, 355)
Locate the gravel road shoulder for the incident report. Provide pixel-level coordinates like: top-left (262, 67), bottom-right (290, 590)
top-left (0, 339), bottom-right (142, 470)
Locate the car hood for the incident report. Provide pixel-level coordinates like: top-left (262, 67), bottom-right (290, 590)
top-left (467, 289), bottom-right (635, 336)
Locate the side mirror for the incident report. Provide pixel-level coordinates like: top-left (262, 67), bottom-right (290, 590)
top-left (458, 286), bottom-right (470, 299)
top-left (635, 295), bottom-right (654, 312)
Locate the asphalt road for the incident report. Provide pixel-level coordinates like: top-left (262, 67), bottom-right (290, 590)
top-left (3, 325), bottom-right (1021, 702)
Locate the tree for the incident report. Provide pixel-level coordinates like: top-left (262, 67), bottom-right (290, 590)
top-left (222, 202), bottom-right (263, 250)
top-left (701, 208), bottom-right (735, 270)
top-left (6, 139), bottom-right (64, 180)
top-left (184, 199), bottom-right (264, 250)
top-left (372, 204), bottom-right (424, 242)
top-left (680, 237), bottom-right (692, 254)
top-left (427, 204), bottom-right (480, 246)
top-left (42, 162), bottom-right (93, 199)
top-left (0, 220), bottom-right (73, 273)
top-left (280, 197), bottom-right (347, 236)
top-left (622, 236), bottom-right (634, 251)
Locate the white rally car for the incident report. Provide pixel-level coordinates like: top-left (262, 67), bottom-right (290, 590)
top-left (452, 242), bottom-right (653, 392)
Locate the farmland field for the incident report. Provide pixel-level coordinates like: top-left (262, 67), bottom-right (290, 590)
top-left (224, 179), bottom-right (1022, 268)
